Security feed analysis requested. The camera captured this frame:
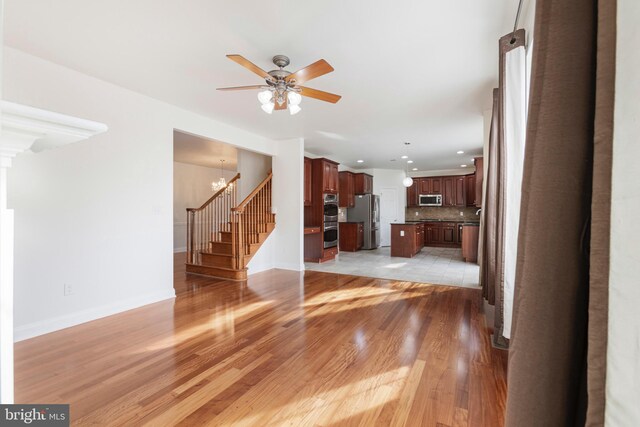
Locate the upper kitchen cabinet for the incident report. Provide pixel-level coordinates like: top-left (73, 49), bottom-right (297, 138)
top-left (474, 157), bottom-right (484, 207)
top-left (314, 158), bottom-right (339, 193)
top-left (442, 176), bottom-right (466, 207)
top-left (442, 177), bottom-right (454, 206)
top-left (339, 171), bottom-right (355, 208)
top-left (454, 176), bottom-right (465, 206)
top-left (419, 178), bottom-right (430, 194)
top-left (465, 174), bottom-right (476, 206)
top-left (304, 157), bottom-right (313, 206)
top-left (354, 173), bottom-right (373, 194)
top-left (406, 179), bottom-right (419, 207)
top-left (418, 177), bottom-right (442, 195)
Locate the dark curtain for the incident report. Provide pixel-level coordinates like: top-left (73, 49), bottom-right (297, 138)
top-left (480, 88), bottom-right (499, 306)
top-left (505, 0), bottom-right (615, 425)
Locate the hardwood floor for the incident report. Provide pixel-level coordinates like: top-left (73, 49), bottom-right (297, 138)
top-left (14, 253), bottom-right (507, 426)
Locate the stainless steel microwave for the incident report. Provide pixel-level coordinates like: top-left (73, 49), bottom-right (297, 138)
top-left (419, 194), bottom-right (442, 206)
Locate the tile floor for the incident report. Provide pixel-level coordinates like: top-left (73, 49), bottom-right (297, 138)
top-left (304, 246), bottom-right (480, 288)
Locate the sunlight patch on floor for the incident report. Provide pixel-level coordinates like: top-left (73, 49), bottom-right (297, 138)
top-left (383, 262), bottom-right (408, 269)
top-left (211, 366), bottom-right (410, 426)
top-left (134, 299), bottom-right (274, 353)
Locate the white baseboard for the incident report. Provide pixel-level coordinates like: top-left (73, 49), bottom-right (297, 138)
top-left (247, 263), bottom-right (275, 275)
top-left (173, 246), bottom-right (187, 253)
top-left (14, 289), bottom-right (176, 342)
top-left (275, 262), bottom-right (305, 272)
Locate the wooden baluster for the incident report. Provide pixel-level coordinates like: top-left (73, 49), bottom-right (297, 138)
top-left (187, 209), bottom-right (192, 263)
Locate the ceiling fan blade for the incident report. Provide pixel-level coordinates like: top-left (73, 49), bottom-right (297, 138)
top-left (226, 54), bottom-right (272, 80)
top-left (274, 97), bottom-right (288, 111)
top-left (217, 85), bottom-right (265, 91)
top-left (299, 86), bottom-right (342, 103)
top-left (285, 59), bottom-right (334, 85)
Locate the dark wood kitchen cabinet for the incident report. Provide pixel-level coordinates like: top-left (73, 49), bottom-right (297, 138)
top-left (306, 157), bottom-right (341, 263)
top-left (424, 223), bottom-right (443, 245)
top-left (314, 158), bottom-right (339, 193)
top-left (406, 179), bottom-right (419, 207)
top-left (442, 222), bottom-right (456, 244)
top-left (424, 221), bottom-right (465, 248)
top-left (304, 157), bottom-right (312, 206)
top-left (339, 171), bottom-right (355, 208)
top-left (419, 178), bottom-right (431, 194)
top-left (415, 223), bottom-right (424, 251)
top-left (354, 173), bottom-right (373, 194)
top-left (418, 177), bottom-right (442, 195)
top-left (390, 223), bottom-right (422, 258)
top-left (462, 224), bottom-right (480, 262)
top-left (442, 177), bottom-right (466, 207)
top-left (339, 222), bottom-right (364, 252)
top-left (442, 177), bottom-right (454, 206)
top-left (455, 176), bottom-right (465, 206)
top-left (465, 174), bottom-right (476, 206)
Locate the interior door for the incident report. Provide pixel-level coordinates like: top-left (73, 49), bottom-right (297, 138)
top-left (379, 187), bottom-right (398, 247)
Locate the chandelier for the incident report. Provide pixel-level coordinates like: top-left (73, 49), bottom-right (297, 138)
top-left (257, 88), bottom-right (302, 115)
top-left (211, 159), bottom-right (232, 192)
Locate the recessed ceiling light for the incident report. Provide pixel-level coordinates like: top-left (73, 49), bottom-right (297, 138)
top-left (356, 160), bottom-right (364, 163)
top-left (461, 164), bottom-right (468, 168)
top-left (457, 150), bottom-right (464, 154)
top-left (412, 167), bottom-right (418, 171)
top-left (407, 160), bottom-right (414, 164)
top-left (401, 155), bottom-right (408, 159)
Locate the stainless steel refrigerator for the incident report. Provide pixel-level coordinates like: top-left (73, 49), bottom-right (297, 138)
top-left (348, 194), bottom-right (380, 249)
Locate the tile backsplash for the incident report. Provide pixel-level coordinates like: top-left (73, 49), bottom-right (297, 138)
top-left (405, 206), bottom-right (481, 221)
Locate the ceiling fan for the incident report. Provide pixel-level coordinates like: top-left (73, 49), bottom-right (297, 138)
top-left (217, 54), bottom-right (341, 115)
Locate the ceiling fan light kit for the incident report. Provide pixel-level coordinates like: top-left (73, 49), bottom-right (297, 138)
top-left (218, 54), bottom-right (341, 115)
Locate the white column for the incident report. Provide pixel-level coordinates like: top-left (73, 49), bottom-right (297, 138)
top-left (0, 156), bottom-right (14, 404)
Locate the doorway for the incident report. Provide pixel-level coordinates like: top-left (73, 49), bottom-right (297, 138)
top-left (379, 187), bottom-right (399, 246)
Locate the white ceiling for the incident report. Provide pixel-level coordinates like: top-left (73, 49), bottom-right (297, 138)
top-left (4, 0), bottom-right (517, 171)
top-left (173, 130), bottom-right (238, 170)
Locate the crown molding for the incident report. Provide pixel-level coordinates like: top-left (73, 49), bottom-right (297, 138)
top-left (0, 101), bottom-right (108, 164)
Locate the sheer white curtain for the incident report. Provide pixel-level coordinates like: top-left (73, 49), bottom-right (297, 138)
top-left (502, 42), bottom-right (528, 339)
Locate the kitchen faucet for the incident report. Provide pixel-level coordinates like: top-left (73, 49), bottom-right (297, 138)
top-left (476, 208), bottom-right (482, 216)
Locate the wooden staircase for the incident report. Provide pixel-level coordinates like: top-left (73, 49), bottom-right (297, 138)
top-left (185, 172), bottom-right (274, 280)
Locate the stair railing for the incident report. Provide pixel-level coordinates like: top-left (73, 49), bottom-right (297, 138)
top-left (186, 173), bottom-right (240, 265)
top-left (231, 171), bottom-right (273, 269)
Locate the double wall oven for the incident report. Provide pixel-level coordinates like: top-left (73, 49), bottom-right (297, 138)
top-left (323, 194), bottom-right (339, 248)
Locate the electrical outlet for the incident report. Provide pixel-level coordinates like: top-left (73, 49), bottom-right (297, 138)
top-left (400, 230), bottom-right (405, 237)
top-left (64, 283), bottom-right (74, 296)
top-left (415, 211), bottom-right (419, 216)
top-left (459, 211), bottom-right (464, 216)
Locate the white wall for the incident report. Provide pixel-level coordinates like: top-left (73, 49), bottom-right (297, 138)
top-left (607, 0), bottom-right (640, 424)
top-left (173, 162), bottom-right (236, 252)
top-left (271, 138), bottom-right (304, 271)
top-left (237, 149), bottom-right (272, 201)
top-left (4, 47), bottom-right (302, 340)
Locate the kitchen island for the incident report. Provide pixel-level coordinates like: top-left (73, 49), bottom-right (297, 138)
top-left (390, 223), bottom-right (424, 258)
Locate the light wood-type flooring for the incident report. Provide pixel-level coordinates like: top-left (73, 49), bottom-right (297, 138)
top-left (14, 253), bottom-right (507, 426)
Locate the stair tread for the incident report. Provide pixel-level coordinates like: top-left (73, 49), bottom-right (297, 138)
top-left (186, 262), bottom-right (246, 272)
top-left (201, 250), bottom-right (234, 258)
